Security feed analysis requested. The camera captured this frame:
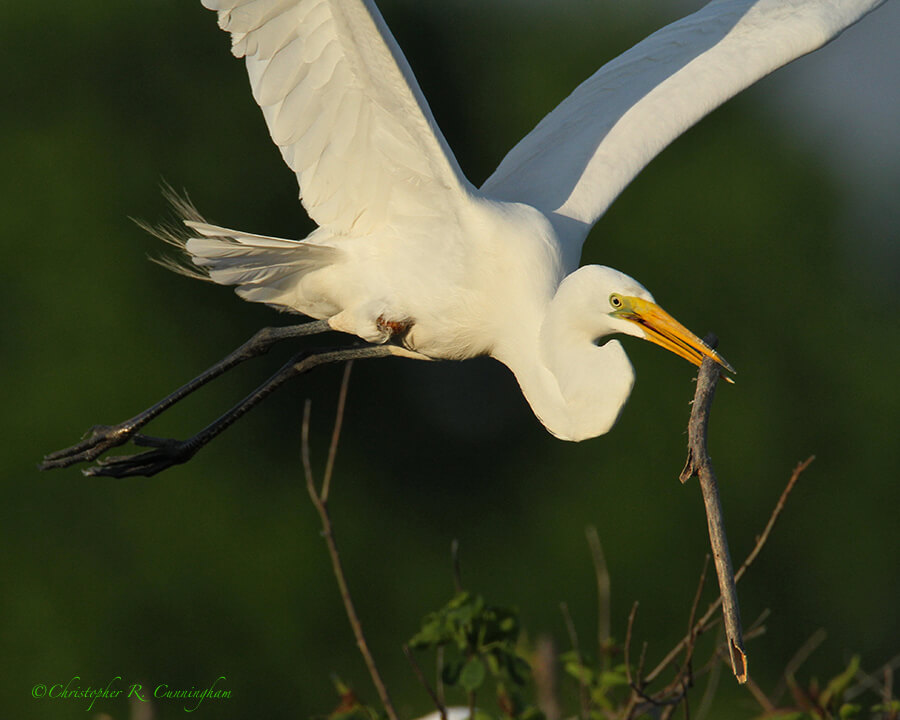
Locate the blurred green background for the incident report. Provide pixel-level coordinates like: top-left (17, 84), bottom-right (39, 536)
top-left (3, 2), bottom-right (897, 718)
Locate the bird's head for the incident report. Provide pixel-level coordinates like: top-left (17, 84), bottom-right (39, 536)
top-left (573, 266), bottom-right (735, 376)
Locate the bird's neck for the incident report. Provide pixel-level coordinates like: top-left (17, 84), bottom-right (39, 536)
top-left (493, 268), bottom-right (634, 441)
top-left (493, 280), bottom-right (635, 442)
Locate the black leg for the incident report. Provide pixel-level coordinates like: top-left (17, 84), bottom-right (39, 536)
top-left (40, 320), bottom-right (332, 471)
top-left (82, 344), bottom-right (406, 478)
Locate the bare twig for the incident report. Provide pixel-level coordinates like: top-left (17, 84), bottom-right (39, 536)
top-left (561, 601), bottom-right (591, 720)
top-left (679, 337), bottom-right (746, 683)
top-left (771, 628), bottom-right (827, 704)
top-left (636, 641), bottom-right (648, 691)
top-left (586, 526), bottom-right (612, 658)
top-left (436, 646), bottom-right (446, 708)
top-left (301, 376), bottom-right (399, 720)
top-left (695, 636), bottom-right (723, 720)
top-left (646, 454), bottom-right (812, 687)
top-left (740, 668), bottom-right (776, 713)
top-left (451, 539), bottom-right (463, 594)
top-left (884, 661), bottom-right (895, 717)
top-left (321, 361), bottom-right (353, 503)
top-left (403, 644), bottom-right (447, 720)
top-left (624, 601), bottom-right (640, 690)
top-left (622, 602), bottom-right (651, 720)
top-left (735, 456), bottom-right (814, 584)
top-left (683, 555), bottom-right (711, 675)
top-left (534, 635), bottom-right (562, 720)
top-left (846, 653), bottom-right (900, 702)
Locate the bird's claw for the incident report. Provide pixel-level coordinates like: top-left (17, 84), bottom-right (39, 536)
top-left (83, 436), bottom-right (195, 478)
top-left (39, 425), bottom-right (193, 478)
top-left (39, 423), bottom-right (138, 471)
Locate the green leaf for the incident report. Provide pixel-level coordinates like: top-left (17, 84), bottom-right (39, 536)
top-left (505, 654), bottom-right (530, 686)
top-left (409, 622), bottom-right (445, 649)
top-left (838, 703), bottom-right (862, 719)
top-left (563, 661), bottom-right (594, 685)
top-left (442, 659), bottom-right (462, 686)
top-left (821, 655), bottom-right (860, 707)
top-left (871, 700), bottom-right (900, 713)
top-left (459, 657), bottom-right (487, 692)
top-left (599, 669), bottom-right (629, 687)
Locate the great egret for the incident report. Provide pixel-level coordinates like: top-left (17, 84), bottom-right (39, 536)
top-left (41, 0), bottom-right (885, 477)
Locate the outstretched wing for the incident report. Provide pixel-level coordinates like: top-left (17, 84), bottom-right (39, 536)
top-left (202, 0), bottom-right (473, 235)
top-left (481, 0), bottom-right (885, 257)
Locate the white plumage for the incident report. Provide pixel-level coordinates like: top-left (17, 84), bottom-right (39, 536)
top-left (182, 0), bottom-right (883, 441)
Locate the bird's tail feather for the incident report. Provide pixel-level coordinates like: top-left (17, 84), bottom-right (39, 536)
top-left (143, 188), bottom-right (338, 311)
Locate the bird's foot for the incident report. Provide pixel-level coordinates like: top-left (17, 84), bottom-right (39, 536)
top-left (82, 434), bottom-right (196, 478)
top-left (40, 423), bottom-right (140, 471)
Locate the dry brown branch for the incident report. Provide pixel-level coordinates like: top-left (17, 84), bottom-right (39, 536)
top-left (621, 602), bottom-right (643, 719)
top-left (735, 660), bottom-right (776, 714)
top-left (883, 661), bottom-right (896, 716)
top-left (695, 639), bottom-right (723, 720)
top-left (301, 369), bottom-right (399, 720)
top-left (403, 644), bottom-right (447, 720)
top-left (735, 456), bottom-right (814, 584)
top-left (534, 635), bottom-right (562, 720)
top-left (645, 455), bottom-right (812, 687)
top-left (683, 555), bottom-right (712, 675)
top-left (321, 360), bottom-right (353, 503)
top-left (847, 653), bottom-right (900, 702)
top-left (771, 628), bottom-right (827, 703)
top-left (561, 601), bottom-right (591, 720)
top-left (679, 340), bottom-right (746, 683)
top-left (586, 526), bottom-right (612, 656)
top-left (623, 601), bottom-right (640, 690)
top-left (451, 539), bottom-right (463, 594)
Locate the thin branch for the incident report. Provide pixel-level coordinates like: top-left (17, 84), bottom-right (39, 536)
top-left (561, 601), bottom-right (591, 720)
top-left (624, 601), bottom-right (640, 690)
top-left (683, 555), bottom-right (711, 675)
top-left (321, 361), bottom-right (353, 503)
top-left (622, 602), bottom-right (646, 720)
top-left (741, 671), bottom-right (777, 714)
top-left (451, 539), bottom-right (463, 594)
top-left (534, 635), bottom-right (562, 720)
top-left (771, 628), bottom-right (827, 704)
top-left (436, 646), bottom-right (446, 708)
top-left (302, 397), bottom-right (399, 720)
top-left (884, 661), bottom-right (895, 716)
top-left (679, 338), bottom-right (746, 683)
top-left (745, 608), bottom-right (770, 637)
top-left (586, 526), bottom-right (612, 658)
top-left (645, 455), bottom-right (811, 686)
top-left (636, 642), bottom-right (648, 691)
top-left (695, 637), bottom-right (723, 720)
top-left (846, 653), bottom-right (900, 702)
top-left (735, 456), bottom-right (814, 584)
top-left (403, 644), bottom-right (447, 720)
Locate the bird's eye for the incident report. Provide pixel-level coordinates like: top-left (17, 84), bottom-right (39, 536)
top-left (609, 294), bottom-right (623, 309)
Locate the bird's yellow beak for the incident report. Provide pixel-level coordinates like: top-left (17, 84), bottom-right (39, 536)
top-left (614, 296), bottom-right (735, 379)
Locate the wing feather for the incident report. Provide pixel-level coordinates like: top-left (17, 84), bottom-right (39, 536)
top-left (481, 0), bottom-right (886, 259)
top-left (202, 0), bottom-right (473, 235)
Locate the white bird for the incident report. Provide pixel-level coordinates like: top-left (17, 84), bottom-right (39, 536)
top-left (41, 0), bottom-right (885, 476)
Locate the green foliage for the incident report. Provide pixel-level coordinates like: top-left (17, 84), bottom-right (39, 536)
top-left (402, 590), bottom-right (895, 720)
top-left (409, 591), bottom-right (538, 717)
top-left (753, 655), bottom-right (895, 720)
top-left (560, 649), bottom-right (631, 712)
top-left (327, 676), bottom-right (386, 720)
